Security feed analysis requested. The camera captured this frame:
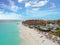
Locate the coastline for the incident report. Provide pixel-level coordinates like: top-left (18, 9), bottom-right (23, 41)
top-left (19, 23), bottom-right (59, 45)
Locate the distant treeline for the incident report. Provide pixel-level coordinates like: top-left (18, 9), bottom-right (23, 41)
top-left (22, 20), bottom-right (60, 25)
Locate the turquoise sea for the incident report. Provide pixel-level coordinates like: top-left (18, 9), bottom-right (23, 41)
top-left (0, 21), bottom-right (21, 45)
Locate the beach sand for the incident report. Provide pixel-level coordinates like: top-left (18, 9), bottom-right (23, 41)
top-left (19, 23), bottom-right (59, 45)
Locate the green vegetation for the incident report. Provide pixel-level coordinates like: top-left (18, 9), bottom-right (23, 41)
top-left (49, 28), bottom-right (60, 37)
top-left (22, 20), bottom-right (60, 37)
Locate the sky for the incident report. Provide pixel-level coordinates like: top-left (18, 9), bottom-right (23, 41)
top-left (0, 0), bottom-right (60, 20)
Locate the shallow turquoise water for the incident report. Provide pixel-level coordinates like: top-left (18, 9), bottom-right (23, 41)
top-left (0, 22), bottom-right (21, 45)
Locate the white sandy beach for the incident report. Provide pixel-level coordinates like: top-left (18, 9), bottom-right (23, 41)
top-left (19, 23), bottom-right (59, 45)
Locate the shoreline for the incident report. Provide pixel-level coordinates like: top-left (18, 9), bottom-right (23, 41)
top-left (19, 23), bottom-right (59, 45)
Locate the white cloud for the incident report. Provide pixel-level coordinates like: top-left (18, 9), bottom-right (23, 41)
top-left (18, 0), bottom-right (23, 3)
top-left (0, 11), bottom-right (4, 14)
top-left (0, 11), bottom-right (22, 20)
top-left (9, 0), bottom-right (22, 12)
top-left (10, 5), bottom-right (22, 12)
top-left (25, 2), bottom-right (31, 8)
top-left (50, 3), bottom-right (56, 9)
top-left (25, 0), bottom-right (49, 8)
top-left (0, 0), bottom-right (22, 12)
top-left (25, 0), bottom-right (49, 11)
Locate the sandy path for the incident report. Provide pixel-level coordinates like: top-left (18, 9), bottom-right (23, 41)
top-left (19, 23), bottom-right (59, 45)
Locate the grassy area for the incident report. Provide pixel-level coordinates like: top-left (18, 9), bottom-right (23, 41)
top-left (48, 29), bottom-right (60, 37)
top-left (53, 30), bottom-right (60, 37)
